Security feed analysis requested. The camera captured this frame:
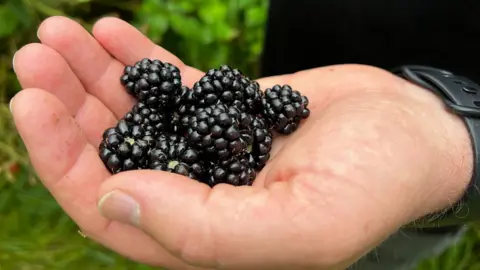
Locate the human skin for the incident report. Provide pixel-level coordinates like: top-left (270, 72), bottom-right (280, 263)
top-left (10, 16), bottom-right (473, 270)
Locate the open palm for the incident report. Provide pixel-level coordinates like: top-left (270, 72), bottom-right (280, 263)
top-left (11, 16), bottom-right (469, 270)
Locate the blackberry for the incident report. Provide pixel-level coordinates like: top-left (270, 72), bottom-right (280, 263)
top-left (249, 115), bottom-right (273, 170)
top-left (99, 120), bottom-right (156, 174)
top-left (148, 134), bottom-right (206, 180)
top-left (261, 84), bottom-right (311, 134)
top-left (207, 153), bottom-right (256, 187)
top-left (123, 102), bottom-right (169, 136)
top-left (120, 58), bottom-right (182, 109)
top-left (182, 103), bottom-right (253, 161)
top-left (187, 65), bottom-right (264, 113)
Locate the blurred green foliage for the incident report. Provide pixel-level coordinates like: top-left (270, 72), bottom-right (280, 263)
top-left (0, 0), bottom-right (479, 269)
top-left (0, 0), bottom-right (267, 102)
top-left (136, 0), bottom-right (267, 74)
top-left (416, 225), bottom-right (480, 270)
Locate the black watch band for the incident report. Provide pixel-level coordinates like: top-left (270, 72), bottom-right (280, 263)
top-left (391, 65), bottom-right (480, 228)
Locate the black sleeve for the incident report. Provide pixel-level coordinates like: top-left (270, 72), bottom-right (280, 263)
top-left (260, 0), bottom-right (480, 82)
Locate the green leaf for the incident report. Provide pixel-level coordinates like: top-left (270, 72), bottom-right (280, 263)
top-left (166, 0), bottom-right (196, 13)
top-left (245, 6), bottom-right (267, 27)
top-left (211, 22), bottom-right (238, 41)
top-left (169, 13), bottom-right (213, 44)
top-left (39, 0), bottom-right (80, 7)
top-left (135, 0), bottom-right (169, 42)
top-left (198, 0), bottom-right (227, 24)
top-left (88, 250), bottom-right (116, 265)
top-left (0, 6), bottom-right (19, 38)
top-left (137, 0), bottom-right (166, 16)
top-left (207, 44), bottom-right (229, 68)
top-left (237, 0), bottom-right (261, 9)
top-left (183, 41), bottom-right (203, 70)
top-left (7, 0), bottom-right (34, 27)
top-left (32, 0), bottom-right (67, 17)
top-left (146, 15), bottom-right (169, 42)
top-left (250, 41), bottom-right (263, 59)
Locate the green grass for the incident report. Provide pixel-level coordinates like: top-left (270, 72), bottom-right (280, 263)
top-left (0, 0), bottom-right (479, 269)
top-left (417, 226), bottom-right (480, 270)
top-left (0, 104), bottom-right (156, 269)
top-left (0, 177), bottom-right (152, 270)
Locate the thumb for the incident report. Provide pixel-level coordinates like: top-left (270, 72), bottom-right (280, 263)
top-left (96, 170), bottom-right (279, 269)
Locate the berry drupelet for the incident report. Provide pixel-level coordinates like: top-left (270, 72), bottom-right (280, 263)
top-left (99, 120), bottom-right (156, 174)
top-left (188, 65), bottom-right (264, 114)
top-left (148, 134), bottom-right (206, 180)
top-left (182, 103), bottom-right (253, 161)
top-left (261, 84), bottom-right (311, 134)
top-left (169, 85), bottom-right (198, 133)
top-left (249, 115), bottom-right (273, 170)
top-left (207, 153), bottom-right (256, 187)
top-left (123, 102), bottom-right (170, 137)
top-left (120, 58), bottom-right (182, 109)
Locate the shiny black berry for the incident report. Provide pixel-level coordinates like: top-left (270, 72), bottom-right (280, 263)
top-left (261, 84), bottom-right (310, 134)
top-left (120, 58), bottom-right (182, 109)
top-left (185, 65), bottom-right (264, 113)
top-left (182, 104), bottom-right (253, 161)
top-left (148, 134), bottom-right (206, 180)
top-left (99, 120), bottom-right (155, 174)
top-left (248, 115), bottom-right (273, 170)
top-left (207, 153), bottom-right (256, 187)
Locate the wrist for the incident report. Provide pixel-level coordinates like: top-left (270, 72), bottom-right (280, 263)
top-left (401, 80), bottom-right (473, 223)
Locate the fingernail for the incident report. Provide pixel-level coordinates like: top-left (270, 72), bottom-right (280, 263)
top-left (9, 96), bottom-right (15, 114)
top-left (98, 190), bottom-right (141, 227)
top-left (12, 51), bottom-right (17, 73)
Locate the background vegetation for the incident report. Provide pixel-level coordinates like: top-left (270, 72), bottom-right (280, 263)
top-left (0, 0), bottom-right (478, 269)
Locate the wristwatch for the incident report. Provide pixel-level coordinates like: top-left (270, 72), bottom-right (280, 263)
top-left (390, 65), bottom-right (480, 229)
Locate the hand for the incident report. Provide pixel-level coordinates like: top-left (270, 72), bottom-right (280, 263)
top-left (11, 16), bottom-right (473, 270)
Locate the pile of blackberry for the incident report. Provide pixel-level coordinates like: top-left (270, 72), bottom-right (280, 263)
top-left (99, 58), bottom-right (310, 187)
